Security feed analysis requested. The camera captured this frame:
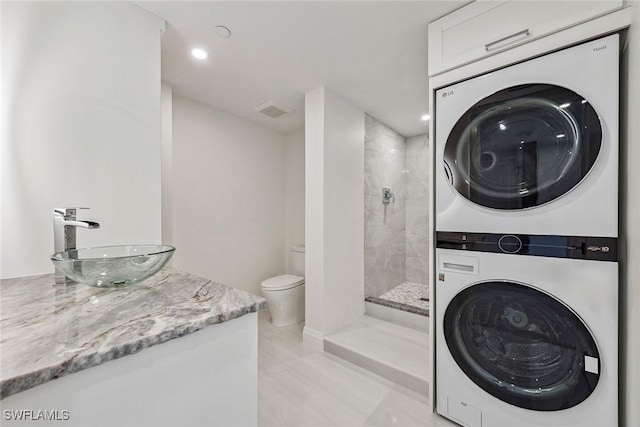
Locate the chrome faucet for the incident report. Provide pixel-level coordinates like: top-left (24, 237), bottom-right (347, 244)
top-left (53, 208), bottom-right (100, 284)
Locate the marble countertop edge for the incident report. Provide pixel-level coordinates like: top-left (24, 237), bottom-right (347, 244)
top-left (0, 268), bottom-right (266, 400)
top-left (0, 302), bottom-right (263, 400)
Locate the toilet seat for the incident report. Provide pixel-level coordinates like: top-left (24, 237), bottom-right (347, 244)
top-left (261, 274), bottom-right (304, 291)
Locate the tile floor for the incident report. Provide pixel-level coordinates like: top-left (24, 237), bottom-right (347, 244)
top-left (258, 310), bottom-right (457, 427)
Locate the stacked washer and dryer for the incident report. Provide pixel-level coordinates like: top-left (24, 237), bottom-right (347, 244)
top-left (434, 35), bottom-right (619, 427)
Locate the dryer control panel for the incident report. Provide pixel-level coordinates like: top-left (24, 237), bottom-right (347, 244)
top-left (437, 231), bottom-right (618, 262)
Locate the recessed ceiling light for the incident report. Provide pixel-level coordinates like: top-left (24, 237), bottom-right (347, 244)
top-left (191, 48), bottom-right (208, 60)
top-left (213, 25), bottom-right (231, 38)
top-left (421, 114), bottom-right (430, 121)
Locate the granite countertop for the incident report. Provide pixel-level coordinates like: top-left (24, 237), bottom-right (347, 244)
top-left (0, 267), bottom-right (266, 399)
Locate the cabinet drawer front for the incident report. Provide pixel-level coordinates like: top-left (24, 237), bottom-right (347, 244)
top-left (429, 0), bottom-right (623, 76)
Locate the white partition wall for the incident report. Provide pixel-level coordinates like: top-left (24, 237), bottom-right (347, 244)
top-left (1, 2), bottom-right (164, 278)
top-left (304, 86), bottom-right (365, 348)
top-left (303, 87), bottom-right (327, 349)
top-left (322, 88), bottom-right (366, 334)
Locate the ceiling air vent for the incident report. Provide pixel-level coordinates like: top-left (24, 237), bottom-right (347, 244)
top-left (254, 101), bottom-right (294, 119)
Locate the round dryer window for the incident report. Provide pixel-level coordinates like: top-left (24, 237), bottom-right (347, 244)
top-left (444, 281), bottom-right (600, 411)
top-left (443, 84), bottom-right (602, 210)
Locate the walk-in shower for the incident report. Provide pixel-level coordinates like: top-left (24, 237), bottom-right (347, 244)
top-left (364, 114), bottom-right (429, 317)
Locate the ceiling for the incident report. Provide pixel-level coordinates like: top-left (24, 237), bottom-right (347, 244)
top-left (136, 1), bottom-right (468, 137)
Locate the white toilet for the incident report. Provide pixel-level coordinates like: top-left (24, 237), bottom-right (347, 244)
top-left (261, 245), bottom-right (305, 327)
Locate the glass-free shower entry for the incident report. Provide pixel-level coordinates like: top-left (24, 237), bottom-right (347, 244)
top-left (364, 114), bottom-right (429, 315)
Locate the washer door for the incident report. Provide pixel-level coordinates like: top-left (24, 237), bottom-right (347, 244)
top-left (444, 281), bottom-right (600, 411)
top-left (443, 84), bottom-right (602, 210)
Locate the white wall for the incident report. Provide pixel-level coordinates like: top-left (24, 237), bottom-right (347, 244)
top-left (161, 83), bottom-right (174, 248)
top-left (303, 87), bottom-right (326, 349)
top-left (1, 2), bottom-right (163, 279)
top-left (323, 88), bottom-right (366, 334)
top-left (621, 4), bottom-right (640, 425)
top-left (285, 128), bottom-right (305, 272)
top-left (304, 86), bottom-right (365, 346)
top-left (170, 95), bottom-right (287, 295)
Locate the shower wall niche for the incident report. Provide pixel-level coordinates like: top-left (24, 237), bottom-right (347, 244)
top-left (364, 114), bottom-right (429, 312)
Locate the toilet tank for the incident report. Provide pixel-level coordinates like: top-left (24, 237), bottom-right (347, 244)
top-left (290, 245), bottom-right (305, 277)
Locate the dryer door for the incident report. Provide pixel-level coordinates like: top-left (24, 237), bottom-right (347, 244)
top-left (443, 84), bottom-right (602, 210)
top-left (443, 281), bottom-right (600, 411)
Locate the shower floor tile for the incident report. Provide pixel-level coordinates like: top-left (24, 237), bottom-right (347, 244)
top-left (378, 282), bottom-right (429, 311)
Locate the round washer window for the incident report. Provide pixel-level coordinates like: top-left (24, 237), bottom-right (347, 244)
top-left (444, 281), bottom-right (600, 411)
top-left (443, 84), bottom-right (602, 210)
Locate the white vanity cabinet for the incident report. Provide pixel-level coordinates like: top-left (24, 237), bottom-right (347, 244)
top-left (0, 269), bottom-right (265, 427)
top-left (428, 0), bottom-right (625, 76)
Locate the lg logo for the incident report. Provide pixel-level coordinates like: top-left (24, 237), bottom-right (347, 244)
top-left (442, 90), bottom-right (454, 98)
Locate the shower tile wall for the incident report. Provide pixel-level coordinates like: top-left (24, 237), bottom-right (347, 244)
top-left (405, 134), bottom-right (429, 286)
top-left (364, 114), bottom-right (406, 298)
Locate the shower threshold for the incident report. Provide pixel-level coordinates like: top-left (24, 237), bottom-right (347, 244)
top-left (365, 296), bottom-right (429, 317)
top-left (365, 281), bottom-right (429, 317)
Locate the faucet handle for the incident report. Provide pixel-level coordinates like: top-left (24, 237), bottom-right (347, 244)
top-left (54, 207), bottom-right (90, 218)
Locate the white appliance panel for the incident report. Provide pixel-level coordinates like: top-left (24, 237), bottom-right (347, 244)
top-left (435, 35), bottom-right (619, 237)
top-left (435, 249), bottom-right (618, 427)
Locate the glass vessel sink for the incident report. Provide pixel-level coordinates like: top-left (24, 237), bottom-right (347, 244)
top-left (51, 245), bottom-right (175, 288)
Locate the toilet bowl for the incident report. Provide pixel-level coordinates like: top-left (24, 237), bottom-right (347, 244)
top-left (261, 274), bottom-right (305, 327)
top-left (261, 245), bottom-right (305, 327)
